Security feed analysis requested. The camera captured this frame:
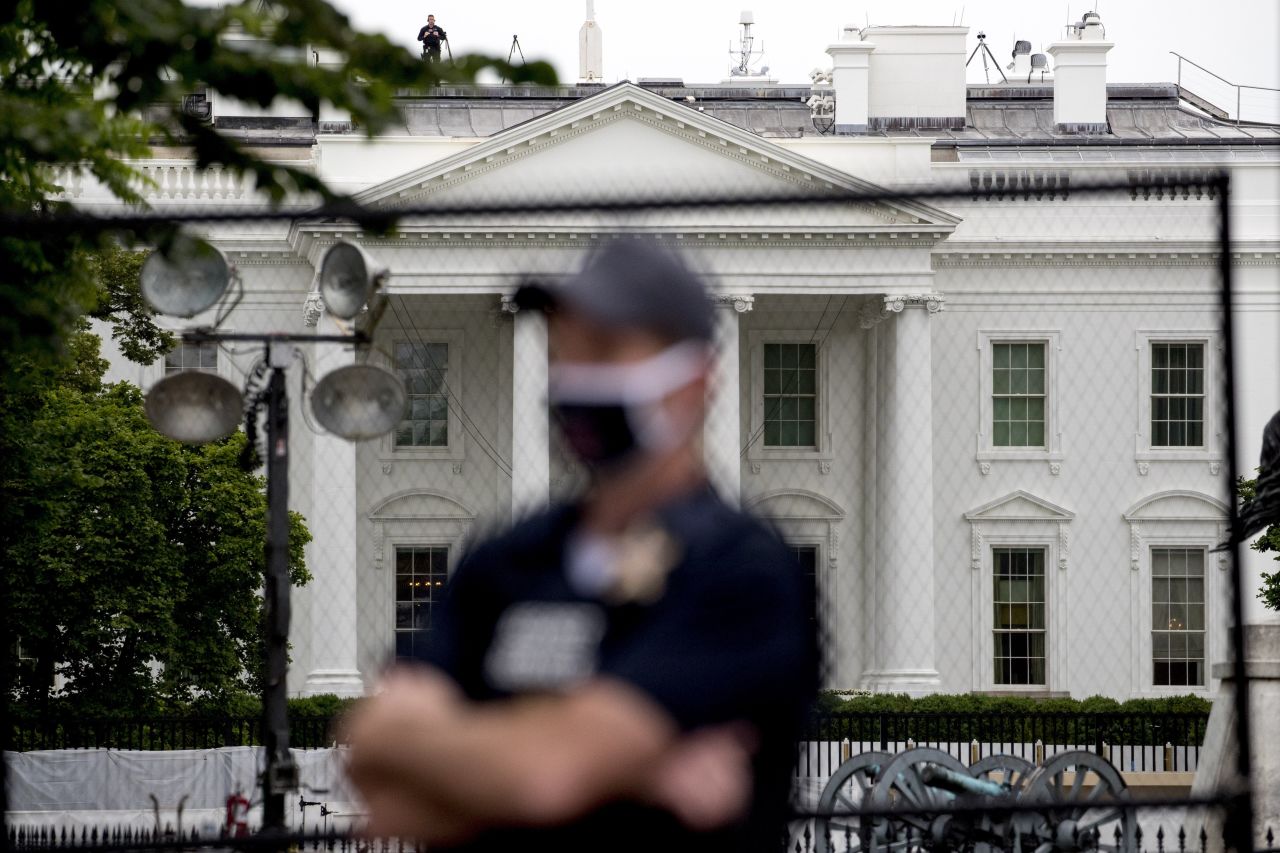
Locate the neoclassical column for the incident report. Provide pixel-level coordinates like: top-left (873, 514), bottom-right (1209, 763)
top-left (705, 294), bottom-right (753, 505)
top-left (861, 293), bottom-right (944, 694)
top-left (302, 305), bottom-right (365, 697)
top-left (502, 297), bottom-right (550, 520)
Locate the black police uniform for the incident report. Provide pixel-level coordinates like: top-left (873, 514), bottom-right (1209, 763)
top-left (417, 22), bottom-right (447, 62)
top-left (420, 487), bottom-right (818, 853)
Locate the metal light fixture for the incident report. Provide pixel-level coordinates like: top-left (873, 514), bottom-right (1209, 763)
top-left (144, 371), bottom-right (243, 443)
top-left (310, 364), bottom-right (407, 441)
top-left (318, 241), bottom-right (387, 320)
top-left (139, 236), bottom-right (232, 318)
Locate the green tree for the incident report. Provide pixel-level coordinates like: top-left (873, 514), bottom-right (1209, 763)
top-left (1238, 474), bottom-right (1280, 611)
top-left (4, 329), bottom-right (311, 715)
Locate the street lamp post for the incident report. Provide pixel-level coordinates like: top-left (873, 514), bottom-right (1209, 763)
top-left (141, 238), bottom-right (399, 838)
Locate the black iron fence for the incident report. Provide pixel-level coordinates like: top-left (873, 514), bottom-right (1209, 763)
top-left (796, 710), bottom-right (1211, 775)
top-left (8, 710), bottom-right (1209, 765)
top-left (5, 716), bottom-right (339, 752)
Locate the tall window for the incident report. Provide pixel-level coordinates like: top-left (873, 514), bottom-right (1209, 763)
top-left (1151, 343), bottom-right (1204, 447)
top-left (992, 342), bottom-right (1045, 448)
top-left (787, 545), bottom-right (820, 627)
top-left (395, 546), bottom-right (449, 659)
top-left (763, 343), bottom-right (816, 448)
top-left (164, 341), bottom-right (218, 375)
top-left (394, 342), bottom-right (449, 448)
top-left (1152, 548), bottom-right (1205, 686)
top-left (993, 547), bottom-right (1046, 685)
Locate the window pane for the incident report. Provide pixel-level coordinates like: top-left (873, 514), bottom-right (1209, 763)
top-left (763, 343), bottom-right (817, 448)
top-left (993, 547), bottom-right (1047, 685)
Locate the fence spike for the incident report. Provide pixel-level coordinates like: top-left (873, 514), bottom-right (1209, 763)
top-left (1199, 825), bottom-right (1208, 853)
top-left (1178, 825), bottom-right (1186, 852)
top-left (1157, 824), bottom-right (1165, 852)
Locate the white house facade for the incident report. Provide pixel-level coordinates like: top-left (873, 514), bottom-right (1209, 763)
top-left (84, 17), bottom-right (1280, 701)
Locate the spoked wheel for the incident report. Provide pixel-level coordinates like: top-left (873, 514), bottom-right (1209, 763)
top-left (967, 754), bottom-right (1037, 853)
top-left (869, 748), bottom-right (970, 850)
top-left (970, 753), bottom-right (1036, 795)
top-left (1018, 750), bottom-right (1135, 852)
top-left (812, 751), bottom-right (890, 853)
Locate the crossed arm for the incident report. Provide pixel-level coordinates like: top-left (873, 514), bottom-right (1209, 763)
top-left (343, 666), bottom-right (755, 844)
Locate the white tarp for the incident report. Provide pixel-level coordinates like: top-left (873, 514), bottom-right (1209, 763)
top-left (5, 747), bottom-right (361, 833)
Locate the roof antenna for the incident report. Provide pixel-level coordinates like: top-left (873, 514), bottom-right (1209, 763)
top-left (959, 6), bottom-right (965, 25)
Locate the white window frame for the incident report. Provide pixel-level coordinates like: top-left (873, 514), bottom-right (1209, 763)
top-left (747, 330), bottom-right (831, 461)
top-left (975, 331), bottom-right (1063, 468)
top-left (379, 330), bottom-right (466, 462)
top-left (144, 326), bottom-right (243, 392)
top-left (391, 542), bottom-right (452, 660)
top-left (367, 489), bottom-right (477, 667)
top-left (1124, 491), bottom-right (1227, 697)
top-left (163, 339), bottom-right (220, 375)
top-left (965, 492), bottom-right (1073, 695)
top-left (1134, 331), bottom-right (1222, 466)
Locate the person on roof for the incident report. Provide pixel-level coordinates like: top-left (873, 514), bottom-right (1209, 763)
top-left (417, 14), bottom-right (447, 64)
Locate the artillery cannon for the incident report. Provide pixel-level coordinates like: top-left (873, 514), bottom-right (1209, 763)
top-left (809, 748), bottom-right (1135, 852)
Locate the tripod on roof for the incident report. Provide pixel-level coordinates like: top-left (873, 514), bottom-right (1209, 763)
top-left (501, 34), bottom-right (525, 83)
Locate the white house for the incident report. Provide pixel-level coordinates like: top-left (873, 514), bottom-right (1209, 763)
top-left (85, 13), bottom-right (1280, 700)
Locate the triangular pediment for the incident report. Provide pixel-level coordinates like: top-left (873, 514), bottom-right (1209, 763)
top-left (965, 491), bottom-right (1075, 522)
top-left (353, 83), bottom-right (957, 230)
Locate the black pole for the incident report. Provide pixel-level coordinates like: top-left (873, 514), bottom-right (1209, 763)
top-left (261, 364), bottom-right (298, 834)
top-left (1217, 173), bottom-right (1255, 853)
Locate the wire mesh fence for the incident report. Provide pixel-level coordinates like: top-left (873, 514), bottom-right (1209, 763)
top-left (4, 164), bottom-right (1277, 853)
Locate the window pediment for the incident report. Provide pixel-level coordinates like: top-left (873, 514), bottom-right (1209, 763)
top-left (964, 491), bottom-right (1074, 523)
top-left (368, 489), bottom-right (476, 521)
top-left (745, 489), bottom-right (846, 520)
top-left (1123, 490), bottom-right (1227, 523)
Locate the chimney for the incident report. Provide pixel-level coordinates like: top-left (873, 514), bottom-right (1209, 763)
top-left (579, 0), bottom-right (603, 84)
top-left (864, 26), bottom-right (968, 131)
top-left (1046, 11), bottom-right (1112, 132)
top-left (826, 26), bottom-right (875, 133)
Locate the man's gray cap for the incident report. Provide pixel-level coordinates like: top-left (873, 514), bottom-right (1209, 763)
top-left (511, 240), bottom-right (714, 343)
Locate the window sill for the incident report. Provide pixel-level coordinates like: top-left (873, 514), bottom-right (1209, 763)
top-left (976, 449), bottom-right (1063, 462)
top-left (749, 447), bottom-right (832, 462)
top-left (381, 444), bottom-right (466, 462)
top-left (1134, 449), bottom-right (1221, 462)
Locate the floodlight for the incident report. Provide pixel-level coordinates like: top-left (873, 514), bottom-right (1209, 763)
top-left (318, 241), bottom-right (387, 321)
top-left (310, 364), bottom-right (407, 441)
top-left (145, 371), bottom-right (244, 443)
top-left (140, 237), bottom-right (232, 318)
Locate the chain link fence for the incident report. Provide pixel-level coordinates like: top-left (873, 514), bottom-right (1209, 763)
top-left (4, 167), bottom-right (1276, 851)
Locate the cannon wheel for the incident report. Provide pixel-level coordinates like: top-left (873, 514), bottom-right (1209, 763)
top-left (969, 753), bottom-right (1036, 795)
top-left (1018, 750), bottom-right (1136, 852)
top-left (869, 747), bottom-right (970, 846)
top-left (812, 751), bottom-right (890, 853)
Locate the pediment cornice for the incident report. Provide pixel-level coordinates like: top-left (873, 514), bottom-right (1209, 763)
top-left (348, 82), bottom-right (959, 230)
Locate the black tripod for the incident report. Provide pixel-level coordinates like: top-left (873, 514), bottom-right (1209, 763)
top-left (965, 31), bottom-right (1007, 84)
top-left (501, 34), bottom-right (525, 82)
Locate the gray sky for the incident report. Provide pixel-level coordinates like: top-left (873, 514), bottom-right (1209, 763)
top-left (321, 0), bottom-right (1280, 96)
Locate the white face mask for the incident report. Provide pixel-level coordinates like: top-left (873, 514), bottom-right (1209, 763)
top-left (548, 341), bottom-right (710, 465)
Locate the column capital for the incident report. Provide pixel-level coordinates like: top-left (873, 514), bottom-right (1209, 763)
top-left (499, 294), bottom-right (520, 314)
top-left (713, 293), bottom-right (755, 313)
top-left (883, 293), bottom-right (945, 314)
top-left (302, 291), bottom-right (324, 326)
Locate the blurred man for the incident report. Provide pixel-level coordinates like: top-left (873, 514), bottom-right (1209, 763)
top-left (416, 14), bottom-right (447, 63)
top-left (344, 240), bottom-right (818, 853)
